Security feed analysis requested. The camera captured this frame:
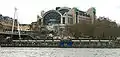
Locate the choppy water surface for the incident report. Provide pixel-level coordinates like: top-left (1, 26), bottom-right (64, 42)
top-left (0, 47), bottom-right (120, 57)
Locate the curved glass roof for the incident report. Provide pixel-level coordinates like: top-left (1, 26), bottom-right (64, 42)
top-left (43, 10), bottom-right (61, 25)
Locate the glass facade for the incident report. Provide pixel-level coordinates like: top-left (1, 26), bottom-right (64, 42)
top-left (43, 10), bottom-right (61, 25)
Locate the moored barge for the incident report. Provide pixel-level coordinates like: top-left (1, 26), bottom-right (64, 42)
top-left (0, 32), bottom-right (120, 48)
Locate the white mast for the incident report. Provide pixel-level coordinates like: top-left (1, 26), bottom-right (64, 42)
top-left (16, 12), bottom-right (21, 39)
top-left (12, 7), bottom-right (17, 34)
top-left (12, 7), bottom-right (21, 39)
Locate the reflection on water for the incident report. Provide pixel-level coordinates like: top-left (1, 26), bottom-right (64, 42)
top-left (0, 47), bottom-right (120, 57)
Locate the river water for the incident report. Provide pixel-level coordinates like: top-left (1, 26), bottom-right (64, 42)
top-left (0, 47), bottom-right (120, 57)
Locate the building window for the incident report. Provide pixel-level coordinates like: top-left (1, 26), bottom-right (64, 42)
top-left (63, 17), bottom-right (65, 24)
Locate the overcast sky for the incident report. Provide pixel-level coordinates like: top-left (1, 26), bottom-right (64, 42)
top-left (0, 0), bottom-right (120, 24)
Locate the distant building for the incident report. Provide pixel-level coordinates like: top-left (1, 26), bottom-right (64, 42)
top-left (97, 16), bottom-right (117, 28)
top-left (0, 14), bottom-right (18, 32)
top-left (32, 7), bottom-right (97, 35)
top-left (37, 15), bottom-right (44, 27)
top-left (30, 22), bottom-right (38, 31)
top-left (87, 7), bottom-right (96, 24)
top-left (38, 7), bottom-right (96, 31)
top-left (19, 24), bottom-right (30, 31)
top-left (42, 7), bottom-right (96, 25)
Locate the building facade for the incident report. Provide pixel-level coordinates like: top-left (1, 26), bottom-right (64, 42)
top-left (19, 24), bottom-right (31, 31)
top-left (37, 7), bottom-right (96, 32)
top-left (0, 14), bottom-right (18, 32)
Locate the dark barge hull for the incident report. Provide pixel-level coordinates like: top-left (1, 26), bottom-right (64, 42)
top-left (1, 43), bottom-right (120, 48)
top-left (1, 39), bottom-right (120, 48)
top-left (1, 32), bottom-right (120, 48)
